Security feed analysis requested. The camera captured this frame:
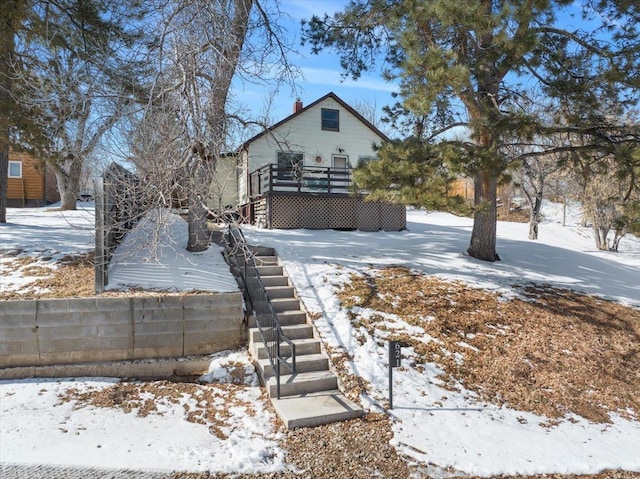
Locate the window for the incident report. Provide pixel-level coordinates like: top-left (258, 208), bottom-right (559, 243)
top-left (8, 161), bottom-right (22, 178)
top-left (277, 151), bottom-right (304, 179)
top-left (332, 155), bottom-right (349, 171)
top-left (357, 156), bottom-right (375, 168)
top-left (321, 108), bottom-right (339, 131)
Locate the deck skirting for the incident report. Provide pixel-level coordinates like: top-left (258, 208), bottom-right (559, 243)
top-left (249, 193), bottom-right (406, 231)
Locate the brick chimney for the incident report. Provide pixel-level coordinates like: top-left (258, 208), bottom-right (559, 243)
top-left (293, 98), bottom-right (303, 113)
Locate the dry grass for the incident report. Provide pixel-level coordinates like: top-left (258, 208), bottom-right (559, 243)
top-left (0, 251), bottom-right (215, 299)
top-left (338, 266), bottom-right (640, 424)
top-left (0, 252), bottom-right (95, 299)
top-left (58, 379), bottom-right (258, 440)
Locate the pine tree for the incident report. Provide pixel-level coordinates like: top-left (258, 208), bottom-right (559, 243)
top-left (303, 0), bottom-right (640, 261)
top-left (0, 0), bottom-right (27, 222)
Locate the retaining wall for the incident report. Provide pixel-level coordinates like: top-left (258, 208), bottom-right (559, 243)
top-left (0, 292), bottom-right (244, 369)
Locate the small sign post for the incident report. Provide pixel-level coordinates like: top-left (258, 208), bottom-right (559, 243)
top-left (388, 340), bottom-right (402, 409)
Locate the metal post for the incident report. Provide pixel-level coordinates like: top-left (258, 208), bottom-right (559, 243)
top-left (276, 341), bottom-right (281, 400)
top-left (389, 362), bottom-right (393, 410)
top-left (389, 341), bottom-right (401, 410)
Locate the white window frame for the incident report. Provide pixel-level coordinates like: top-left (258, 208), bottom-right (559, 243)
top-left (8, 161), bottom-right (22, 178)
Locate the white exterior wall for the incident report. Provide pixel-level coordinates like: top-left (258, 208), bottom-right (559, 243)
top-left (208, 155), bottom-right (239, 210)
top-left (238, 150), bottom-right (248, 203)
top-left (241, 97), bottom-right (384, 203)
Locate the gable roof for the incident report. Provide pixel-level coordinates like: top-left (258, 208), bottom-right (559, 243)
top-left (239, 92), bottom-right (391, 150)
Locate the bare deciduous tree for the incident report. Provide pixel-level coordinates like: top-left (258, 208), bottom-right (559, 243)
top-left (513, 151), bottom-right (562, 240)
top-left (142, 0), bottom-right (296, 252)
top-left (580, 154), bottom-right (640, 251)
top-left (14, 53), bottom-right (130, 209)
top-left (10, 0), bottom-right (144, 210)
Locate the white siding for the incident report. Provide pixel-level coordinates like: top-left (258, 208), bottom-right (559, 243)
top-left (208, 155), bottom-right (239, 210)
top-left (245, 97), bottom-right (385, 191)
top-left (238, 150), bottom-right (248, 202)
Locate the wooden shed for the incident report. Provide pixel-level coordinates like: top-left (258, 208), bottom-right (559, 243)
top-left (6, 149), bottom-right (60, 207)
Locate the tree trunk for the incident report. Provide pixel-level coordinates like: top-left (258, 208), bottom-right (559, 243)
top-left (60, 189), bottom-right (78, 210)
top-left (187, 197), bottom-right (210, 252)
top-left (610, 232), bottom-right (623, 252)
top-left (51, 154), bottom-right (84, 210)
top-left (590, 198), bottom-right (613, 250)
top-left (592, 224), bottom-right (609, 250)
top-left (0, 1), bottom-right (20, 223)
top-left (187, 153), bottom-right (215, 251)
top-left (528, 219), bottom-right (538, 240)
top-left (54, 169), bottom-right (79, 210)
top-left (467, 168), bottom-right (499, 261)
top-left (0, 148), bottom-right (7, 222)
top-left (528, 194), bottom-right (543, 240)
top-left (185, 0), bottom-right (252, 251)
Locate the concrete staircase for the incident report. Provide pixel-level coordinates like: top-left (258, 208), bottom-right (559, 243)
top-left (227, 244), bottom-right (363, 429)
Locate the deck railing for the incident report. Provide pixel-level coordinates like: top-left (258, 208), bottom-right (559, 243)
top-left (226, 225), bottom-right (296, 399)
top-left (249, 164), bottom-right (352, 198)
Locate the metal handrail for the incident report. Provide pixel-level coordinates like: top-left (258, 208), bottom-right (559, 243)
top-left (226, 225), bottom-right (296, 399)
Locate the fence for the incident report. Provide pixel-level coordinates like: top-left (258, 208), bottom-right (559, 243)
top-left (94, 163), bottom-right (143, 292)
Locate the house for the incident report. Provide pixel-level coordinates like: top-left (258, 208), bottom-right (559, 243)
top-left (230, 92), bottom-right (406, 231)
top-left (448, 175), bottom-right (516, 218)
top-left (5, 149), bottom-right (60, 207)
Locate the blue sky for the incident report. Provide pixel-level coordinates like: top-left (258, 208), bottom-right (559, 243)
top-left (232, 0), bottom-right (615, 141)
top-left (234, 0), bottom-right (399, 136)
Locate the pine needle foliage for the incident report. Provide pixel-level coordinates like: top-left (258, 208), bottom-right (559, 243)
top-left (353, 138), bottom-right (471, 214)
top-left (303, 0), bottom-right (640, 261)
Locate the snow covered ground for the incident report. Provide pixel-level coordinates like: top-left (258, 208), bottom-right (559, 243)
top-left (242, 204), bottom-right (640, 477)
top-left (1, 202), bottom-right (639, 476)
top-left (104, 207), bottom-right (238, 293)
top-left (0, 352), bottom-right (285, 475)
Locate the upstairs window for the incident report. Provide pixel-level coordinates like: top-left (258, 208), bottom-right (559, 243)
top-left (8, 161), bottom-right (22, 178)
top-left (321, 108), bottom-right (339, 131)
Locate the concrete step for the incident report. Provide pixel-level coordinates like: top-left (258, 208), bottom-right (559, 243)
top-left (226, 243), bottom-right (365, 429)
top-left (247, 310), bottom-right (307, 328)
top-left (248, 324), bottom-right (314, 343)
top-left (249, 245), bottom-right (275, 257)
top-left (269, 297), bottom-right (301, 313)
top-left (276, 310), bottom-right (307, 325)
top-left (265, 285), bottom-right (295, 299)
top-left (260, 275), bottom-right (289, 287)
top-left (267, 370), bottom-right (338, 397)
top-left (253, 337), bottom-right (321, 359)
top-left (270, 390), bottom-right (364, 429)
top-left (257, 353), bottom-right (329, 377)
top-left (254, 255), bottom-right (278, 265)
top-left (256, 265), bottom-right (283, 276)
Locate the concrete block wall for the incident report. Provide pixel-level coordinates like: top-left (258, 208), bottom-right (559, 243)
top-left (0, 292), bottom-right (244, 369)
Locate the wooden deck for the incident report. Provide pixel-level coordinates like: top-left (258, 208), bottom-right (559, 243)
top-left (246, 164), bottom-right (406, 231)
